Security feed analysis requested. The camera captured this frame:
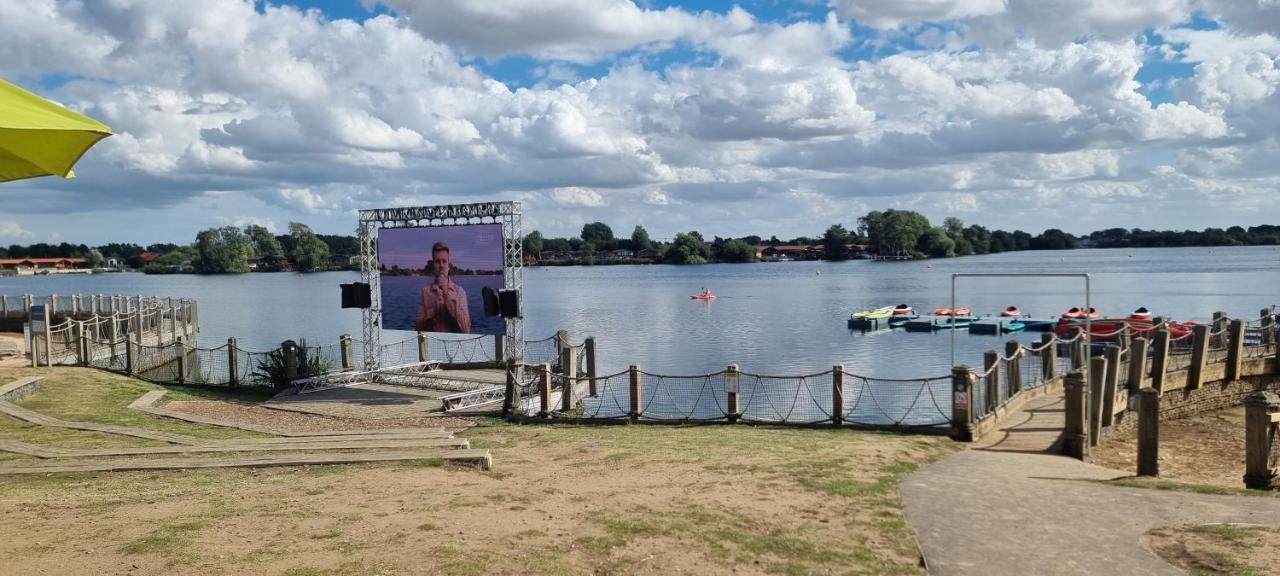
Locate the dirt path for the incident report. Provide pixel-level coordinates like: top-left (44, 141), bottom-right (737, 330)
top-left (0, 332), bottom-right (26, 368)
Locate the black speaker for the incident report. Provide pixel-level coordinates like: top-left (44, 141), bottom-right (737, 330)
top-left (340, 283), bottom-right (371, 309)
top-left (481, 286), bottom-right (500, 317)
top-left (498, 289), bottom-right (520, 318)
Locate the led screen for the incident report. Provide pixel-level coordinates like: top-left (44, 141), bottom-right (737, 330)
top-left (378, 224), bottom-right (506, 335)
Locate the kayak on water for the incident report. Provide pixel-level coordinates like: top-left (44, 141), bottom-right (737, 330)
top-left (1062, 307), bottom-right (1100, 320)
top-left (933, 306), bottom-right (971, 316)
top-left (851, 306), bottom-right (895, 319)
top-left (1001, 306), bottom-right (1021, 317)
top-left (691, 294), bottom-right (716, 300)
top-left (892, 304), bottom-right (914, 315)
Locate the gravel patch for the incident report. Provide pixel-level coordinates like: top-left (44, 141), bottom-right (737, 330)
top-left (161, 399), bottom-right (477, 433)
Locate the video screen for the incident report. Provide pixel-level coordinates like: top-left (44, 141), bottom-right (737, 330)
top-left (378, 224), bottom-right (506, 335)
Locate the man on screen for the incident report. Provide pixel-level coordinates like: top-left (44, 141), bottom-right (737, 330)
top-left (415, 241), bottom-right (471, 333)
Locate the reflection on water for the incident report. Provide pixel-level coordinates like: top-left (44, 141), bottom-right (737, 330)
top-left (3, 246), bottom-right (1278, 379)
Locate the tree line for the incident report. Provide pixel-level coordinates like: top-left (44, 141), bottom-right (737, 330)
top-left (523, 213), bottom-right (1280, 265)
top-left (1, 223), bottom-right (352, 274)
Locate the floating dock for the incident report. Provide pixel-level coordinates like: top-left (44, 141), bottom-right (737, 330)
top-left (905, 316), bottom-right (974, 332)
top-left (970, 318), bottom-right (1026, 335)
top-left (848, 316), bottom-right (890, 330)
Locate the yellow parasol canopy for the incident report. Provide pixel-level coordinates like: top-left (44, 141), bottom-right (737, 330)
top-left (0, 78), bottom-right (112, 183)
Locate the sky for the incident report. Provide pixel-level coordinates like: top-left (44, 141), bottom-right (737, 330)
top-left (1, 0), bottom-right (1278, 245)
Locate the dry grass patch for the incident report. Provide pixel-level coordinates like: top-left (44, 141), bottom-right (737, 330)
top-left (1091, 406), bottom-right (1248, 488)
top-left (1145, 524), bottom-right (1280, 575)
top-left (0, 368), bottom-right (957, 575)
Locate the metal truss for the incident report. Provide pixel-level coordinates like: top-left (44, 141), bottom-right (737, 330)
top-left (357, 201), bottom-right (523, 371)
top-left (439, 385), bottom-right (506, 412)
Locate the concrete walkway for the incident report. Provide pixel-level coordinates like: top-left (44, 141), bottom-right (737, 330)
top-left (901, 392), bottom-right (1280, 575)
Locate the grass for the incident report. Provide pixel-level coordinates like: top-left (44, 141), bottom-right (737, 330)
top-left (0, 367), bottom-right (265, 440)
top-left (1148, 524), bottom-right (1280, 576)
top-left (0, 367), bottom-right (958, 576)
top-left (1108, 477), bottom-right (1280, 498)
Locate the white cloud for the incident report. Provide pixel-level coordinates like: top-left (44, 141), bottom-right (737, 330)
top-left (549, 187), bottom-right (608, 207)
top-left (278, 187), bottom-right (332, 214)
top-left (377, 0), bottom-right (738, 62)
top-left (828, 0), bottom-right (1005, 29)
top-left (0, 221), bottom-right (34, 240)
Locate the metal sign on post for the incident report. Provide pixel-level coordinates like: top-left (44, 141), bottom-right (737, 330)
top-left (29, 304), bottom-right (46, 334)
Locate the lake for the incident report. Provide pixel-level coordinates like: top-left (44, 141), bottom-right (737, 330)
top-left (3, 246), bottom-right (1278, 380)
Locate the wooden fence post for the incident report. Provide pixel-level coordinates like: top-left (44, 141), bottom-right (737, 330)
top-left (984, 350), bottom-right (1000, 412)
top-left (175, 336), bottom-right (187, 385)
top-left (1005, 340), bottom-right (1022, 395)
top-left (228, 337), bottom-right (239, 386)
top-left (493, 334), bottom-right (504, 365)
top-left (951, 365), bottom-right (975, 442)
top-left (339, 335), bottom-right (353, 371)
top-left (725, 364), bottom-right (740, 423)
top-left (1261, 308), bottom-right (1276, 347)
top-left (502, 361), bottom-right (523, 418)
top-left (417, 333), bottom-right (429, 363)
top-left (539, 363), bottom-right (551, 417)
top-left (1187, 324), bottom-right (1210, 390)
top-left (1151, 328), bottom-right (1170, 394)
top-left (629, 364), bottom-right (641, 423)
top-left (832, 364), bottom-right (844, 426)
top-left (1212, 311), bottom-right (1228, 333)
top-left (560, 345), bottom-right (577, 412)
top-left (1102, 346), bottom-right (1120, 427)
top-left (1040, 332), bottom-right (1057, 380)
top-left (1069, 327), bottom-right (1084, 370)
top-left (1137, 388), bottom-right (1160, 477)
top-left (1063, 370), bottom-right (1088, 458)
top-left (1128, 337), bottom-right (1149, 393)
top-left (72, 321), bottom-right (85, 366)
top-left (1226, 319), bottom-right (1246, 382)
top-left (125, 332), bottom-right (135, 375)
top-left (1243, 391), bottom-right (1278, 490)
top-left (585, 337), bottom-right (598, 397)
top-left (1089, 356), bottom-right (1106, 446)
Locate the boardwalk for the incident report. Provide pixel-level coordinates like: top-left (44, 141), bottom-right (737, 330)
top-left (901, 392), bottom-right (1280, 575)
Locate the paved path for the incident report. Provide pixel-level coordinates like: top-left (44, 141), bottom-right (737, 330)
top-left (901, 392), bottom-right (1280, 575)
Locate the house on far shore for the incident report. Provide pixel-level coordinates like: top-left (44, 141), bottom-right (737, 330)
top-left (758, 245), bottom-right (819, 261)
top-left (635, 248), bottom-right (660, 260)
top-left (251, 255), bottom-right (292, 272)
top-left (607, 249), bottom-right (634, 259)
top-left (139, 252), bottom-right (162, 264)
top-left (0, 257), bottom-right (89, 275)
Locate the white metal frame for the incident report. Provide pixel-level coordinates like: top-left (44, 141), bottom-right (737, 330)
top-left (357, 201), bottom-right (524, 372)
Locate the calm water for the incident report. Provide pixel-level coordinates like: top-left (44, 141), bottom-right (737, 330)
top-left (4, 246), bottom-right (1278, 379)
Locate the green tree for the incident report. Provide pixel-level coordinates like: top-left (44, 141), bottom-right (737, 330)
top-left (581, 222), bottom-right (614, 244)
top-left (194, 227), bottom-right (253, 273)
top-left (85, 249), bottom-right (104, 268)
top-left (720, 239), bottom-right (757, 263)
top-left (631, 225), bottom-right (652, 252)
top-left (663, 232), bottom-right (709, 264)
top-left (916, 227), bottom-right (956, 258)
top-left (245, 224), bottom-right (283, 258)
top-left (963, 225), bottom-right (992, 255)
top-left (289, 222), bottom-right (330, 272)
top-left (822, 224), bottom-right (852, 261)
top-left (522, 230), bottom-right (544, 258)
top-left (861, 209), bottom-right (931, 257)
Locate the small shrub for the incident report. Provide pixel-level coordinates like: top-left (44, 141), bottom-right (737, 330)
top-left (254, 338), bottom-right (332, 391)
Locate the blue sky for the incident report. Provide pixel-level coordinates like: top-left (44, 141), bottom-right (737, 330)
top-left (1, 0), bottom-right (1277, 245)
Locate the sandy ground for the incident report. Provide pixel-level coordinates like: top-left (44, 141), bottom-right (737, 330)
top-left (163, 399), bottom-right (478, 433)
top-left (1145, 524), bottom-right (1280, 575)
top-left (1091, 406), bottom-right (1249, 488)
top-left (0, 332), bottom-right (26, 367)
top-left (0, 409), bottom-right (954, 575)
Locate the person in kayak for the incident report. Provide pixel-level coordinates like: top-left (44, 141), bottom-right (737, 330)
top-left (700, 287), bottom-right (713, 298)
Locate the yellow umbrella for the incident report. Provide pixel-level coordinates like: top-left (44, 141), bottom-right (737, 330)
top-left (0, 78), bottom-right (112, 183)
